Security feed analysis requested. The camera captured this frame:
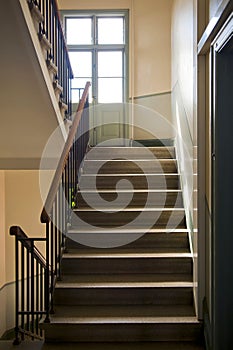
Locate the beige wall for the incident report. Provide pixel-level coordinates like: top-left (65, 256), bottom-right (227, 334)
top-left (0, 171), bottom-right (6, 289)
top-left (133, 0), bottom-right (172, 96)
top-left (58, 0), bottom-right (173, 98)
top-left (0, 170), bottom-right (45, 336)
top-left (5, 171), bottom-right (45, 283)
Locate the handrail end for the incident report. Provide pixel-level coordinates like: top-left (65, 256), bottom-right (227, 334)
top-left (10, 226), bottom-right (20, 236)
top-left (40, 209), bottom-right (50, 224)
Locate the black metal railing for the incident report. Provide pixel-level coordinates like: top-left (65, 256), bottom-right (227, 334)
top-left (10, 82), bottom-right (91, 343)
top-left (28, 0), bottom-right (73, 118)
top-left (10, 226), bottom-right (47, 344)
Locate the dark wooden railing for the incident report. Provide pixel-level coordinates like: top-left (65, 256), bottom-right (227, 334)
top-left (10, 82), bottom-right (91, 344)
top-left (28, 0), bottom-right (73, 118)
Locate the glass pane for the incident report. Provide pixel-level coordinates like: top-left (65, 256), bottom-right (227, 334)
top-left (98, 18), bottom-right (124, 44)
top-left (66, 18), bottom-right (92, 45)
top-left (98, 51), bottom-right (122, 77)
top-left (98, 78), bottom-right (123, 103)
top-left (72, 78), bottom-right (92, 103)
top-left (72, 78), bottom-right (92, 89)
top-left (69, 51), bottom-right (92, 77)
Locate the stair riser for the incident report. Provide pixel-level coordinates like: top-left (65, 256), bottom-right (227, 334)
top-left (76, 192), bottom-right (183, 209)
top-left (42, 323), bottom-right (201, 342)
top-left (72, 211), bottom-right (186, 228)
top-left (86, 148), bottom-right (175, 160)
top-left (61, 257), bottom-right (192, 275)
top-left (66, 233), bottom-right (189, 250)
top-left (54, 287), bottom-right (193, 306)
top-left (83, 160), bottom-right (177, 174)
top-left (79, 175), bottom-right (179, 190)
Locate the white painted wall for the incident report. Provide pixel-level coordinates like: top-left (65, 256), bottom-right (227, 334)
top-left (171, 0), bottom-right (200, 315)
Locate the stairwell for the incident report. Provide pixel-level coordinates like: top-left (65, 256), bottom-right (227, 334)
top-left (40, 145), bottom-right (204, 347)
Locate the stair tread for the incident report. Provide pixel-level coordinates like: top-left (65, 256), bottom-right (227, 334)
top-left (83, 159), bottom-right (177, 165)
top-left (52, 305), bottom-right (195, 318)
top-left (73, 208), bottom-right (185, 212)
top-left (34, 341), bottom-right (205, 350)
top-left (59, 274), bottom-right (193, 284)
top-left (66, 248), bottom-right (190, 254)
top-left (63, 252), bottom-right (192, 259)
top-left (46, 316), bottom-right (199, 324)
top-left (56, 280), bottom-right (193, 288)
top-left (68, 228), bottom-right (189, 233)
top-left (81, 173), bottom-right (180, 176)
top-left (77, 189), bottom-right (182, 193)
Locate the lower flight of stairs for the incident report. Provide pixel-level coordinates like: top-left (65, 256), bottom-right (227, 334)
top-left (40, 146), bottom-right (203, 346)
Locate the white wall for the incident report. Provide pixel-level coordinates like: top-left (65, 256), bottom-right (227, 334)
top-left (171, 0), bottom-right (199, 314)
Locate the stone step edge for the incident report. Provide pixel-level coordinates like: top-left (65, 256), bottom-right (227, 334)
top-left (67, 228), bottom-right (189, 234)
top-left (55, 281), bottom-right (194, 289)
top-left (41, 316), bottom-right (200, 325)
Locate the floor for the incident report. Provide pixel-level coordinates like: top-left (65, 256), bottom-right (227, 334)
top-left (0, 340), bottom-right (205, 350)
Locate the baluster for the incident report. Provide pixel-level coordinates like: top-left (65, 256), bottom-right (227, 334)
top-left (21, 244), bottom-right (25, 341)
top-left (50, 213), bottom-right (54, 314)
top-left (36, 260), bottom-right (39, 335)
top-left (13, 236), bottom-right (20, 345)
top-left (31, 241), bottom-right (35, 339)
top-left (45, 222), bottom-right (50, 323)
top-left (26, 249), bottom-right (30, 333)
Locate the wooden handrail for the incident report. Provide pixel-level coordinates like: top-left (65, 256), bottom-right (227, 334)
top-left (41, 81), bottom-right (91, 223)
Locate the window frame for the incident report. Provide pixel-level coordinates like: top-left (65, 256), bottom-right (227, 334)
top-left (61, 10), bottom-right (129, 104)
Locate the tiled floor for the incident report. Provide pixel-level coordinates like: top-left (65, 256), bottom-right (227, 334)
top-left (0, 340), bottom-right (205, 350)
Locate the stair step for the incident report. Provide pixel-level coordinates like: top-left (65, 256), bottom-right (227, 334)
top-left (83, 159), bottom-right (177, 174)
top-left (38, 33), bottom-right (52, 51)
top-left (59, 273), bottom-right (193, 284)
top-left (41, 316), bottom-right (201, 342)
top-left (76, 190), bottom-right (183, 208)
top-left (61, 252), bottom-right (192, 275)
top-left (67, 247), bottom-right (190, 254)
top-left (71, 209), bottom-right (186, 228)
top-left (35, 341), bottom-right (205, 349)
top-left (86, 146), bottom-right (176, 160)
top-left (79, 174), bottom-right (180, 190)
top-left (54, 283), bottom-right (193, 306)
top-left (51, 305), bottom-right (195, 318)
top-left (47, 59), bottom-right (58, 74)
top-left (66, 232), bottom-right (189, 250)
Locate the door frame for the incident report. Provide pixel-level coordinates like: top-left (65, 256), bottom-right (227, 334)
top-left (211, 14), bottom-right (233, 348)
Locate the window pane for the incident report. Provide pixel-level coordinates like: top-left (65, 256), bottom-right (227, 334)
top-left (72, 78), bottom-right (92, 102)
top-left (72, 78), bottom-right (92, 89)
top-left (98, 51), bottom-right (122, 77)
top-left (69, 51), bottom-right (92, 77)
top-left (66, 18), bottom-right (92, 45)
top-left (98, 18), bottom-right (124, 44)
top-left (98, 78), bottom-right (123, 103)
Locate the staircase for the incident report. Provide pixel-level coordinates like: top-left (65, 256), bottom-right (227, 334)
top-left (41, 145), bottom-right (203, 347)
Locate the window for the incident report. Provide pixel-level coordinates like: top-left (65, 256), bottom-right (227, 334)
top-left (64, 12), bottom-right (128, 104)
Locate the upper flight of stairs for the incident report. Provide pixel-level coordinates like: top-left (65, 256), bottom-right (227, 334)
top-left (41, 145), bottom-right (204, 347)
top-left (28, 1), bottom-right (68, 119)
